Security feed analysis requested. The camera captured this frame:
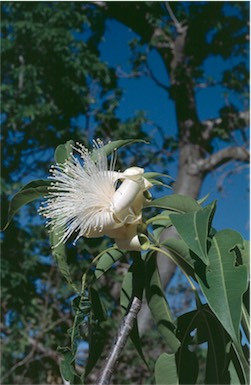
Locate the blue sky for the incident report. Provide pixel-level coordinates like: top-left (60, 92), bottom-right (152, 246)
top-left (99, 19), bottom-right (249, 239)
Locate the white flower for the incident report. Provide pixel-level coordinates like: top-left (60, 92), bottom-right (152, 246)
top-left (39, 140), bottom-right (152, 250)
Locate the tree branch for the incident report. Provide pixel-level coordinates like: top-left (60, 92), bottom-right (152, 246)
top-left (97, 297), bottom-right (142, 385)
top-left (165, 2), bottom-right (184, 33)
top-left (201, 110), bottom-right (249, 141)
top-left (145, 62), bottom-right (169, 92)
top-left (197, 146), bottom-right (249, 173)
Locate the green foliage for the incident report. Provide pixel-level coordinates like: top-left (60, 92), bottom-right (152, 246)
top-left (155, 353), bottom-right (178, 385)
top-left (196, 230), bottom-right (248, 347)
top-left (3, 179), bottom-right (50, 229)
top-left (2, 1), bottom-right (249, 384)
top-left (3, 138), bottom-right (250, 384)
top-left (169, 201), bottom-right (216, 266)
top-left (145, 252), bottom-right (181, 353)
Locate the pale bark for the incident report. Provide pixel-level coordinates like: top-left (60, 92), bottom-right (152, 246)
top-left (97, 297), bottom-right (142, 385)
top-left (96, 1), bottom-right (250, 336)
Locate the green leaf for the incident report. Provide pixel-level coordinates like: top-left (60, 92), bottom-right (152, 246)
top-left (229, 344), bottom-right (247, 385)
top-left (161, 238), bottom-right (194, 277)
top-left (50, 225), bottom-right (79, 294)
top-left (3, 179), bottom-right (51, 230)
top-left (94, 248), bottom-right (125, 279)
top-left (145, 251), bottom-right (180, 353)
top-left (84, 287), bottom-right (107, 378)
top-left (50, 139), bottom-right (80, 293)
top-left (120, 255), bottom-right (148, 367)
top-left (59, 350), bottom-right (79, 384)
top-left (170, 201), bottom-right (216, 266)
top-left (143, 172), bottom-right (173, 189)
top-left (120, 268), bottom-right (133, 314)
top-left (242, 240), bottom-right (250, 272)
top-left (92, 138), bottom-right (148, 161)
top-left (155, 353), bottom-right (178, 385)
top-left (229, 360), bottom-right (241, 385)
top-left (197, 193), bottom-right (210, 205)
top-left (143, 172), bottom-right (173, 180)
top-left (179, 305), bottom-right (231, 384)
top-left (195, 230), bottom-right (248, 347)
top-left (146, 194), bottom-right (201, 213)
top-left (176, 345), bottom-right (199, 384)
top-left (54, 139), bottom-right (74, 164)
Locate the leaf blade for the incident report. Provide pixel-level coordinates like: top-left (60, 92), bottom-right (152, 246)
top-left (195, 230), bottom-right (248, 347)
top-left (146, 194), bottom-right (201, 213)
top-left (155, 353), bottom-right (178, 385)
top-left (3, 179), bottom-right (51, 230)
top-left (145, 251), bottom-right (180, 353)
top-left (170, 202), bottom-right (216, 265)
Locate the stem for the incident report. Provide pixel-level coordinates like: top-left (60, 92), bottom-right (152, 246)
top-left (97, 296), bottom-right (142, 385)
top-left (149, 245), bottom-right (200, 301)
top-left (71, 272), bottom-right (87, 351)
top-left (145, 215), bottom-right (170, 225)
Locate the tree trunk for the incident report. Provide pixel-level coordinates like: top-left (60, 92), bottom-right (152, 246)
top-left (139, 25), bottom-right (207, 333)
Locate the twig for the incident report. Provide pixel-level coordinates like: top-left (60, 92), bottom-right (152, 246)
top-left (97, 296), bottom-right (142, 385)
top-left (165, 2), bottom-right (184, 33)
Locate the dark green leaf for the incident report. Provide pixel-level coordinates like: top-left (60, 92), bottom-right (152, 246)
top-left (176, 345), bottom-right (199, 384)
top-left (155, 353), bottom-right (178, 385)
top-left (145, 251), bottom-right (180, 353)
top-left (84, 286), bottom-right (107, 378)
top-left (3, 179), bottom-right (51, 230)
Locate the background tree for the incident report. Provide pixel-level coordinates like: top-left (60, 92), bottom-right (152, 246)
top-left (1, 2), bottom-right (249, 384)
top-left (96, 1), bottom-right (249, 332)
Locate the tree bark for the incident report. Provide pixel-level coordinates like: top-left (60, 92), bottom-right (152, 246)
top-left (96, 1), bottom-right (249, 335)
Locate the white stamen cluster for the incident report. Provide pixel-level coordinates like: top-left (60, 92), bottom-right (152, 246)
top-left (39, 140), bottom-right (152, 250)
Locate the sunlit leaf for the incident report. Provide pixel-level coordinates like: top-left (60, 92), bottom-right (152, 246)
top-left (195, 230), bottom-right (248, 348)
top-left (92, 138), bottom-right (148, 161)
top-left (95, 248), bottom-right (125, 279)
top-left (170, 201), bottom-right (216, 266)
top-left (161, 238), bottom-right (194, 277)
top-left (155, 353), bottom-right (178, 385)
top-left (144, 172), bottom-right (173, 189)
top-left (54, 139), bottom-right (74, 164)
top-left (146, 194), bottom-right (201, 213)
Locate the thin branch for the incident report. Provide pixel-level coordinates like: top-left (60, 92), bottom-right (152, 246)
top-left (1, 344), bottom-right (37, 381)
top-left (216, 163), bottom-right (249, 193)
top-left (116, 66), bottom-right (143, 79)
top-left (197, 146), bottom-right (249, 173)
top-left (97, 296), bottom-right (142, 385)
top-left (145, 62), bottom-right (169, 92)
top-left (201, 110), bottom-right (249, 141)
top-left (165, 2), bottom-right (184, 33)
